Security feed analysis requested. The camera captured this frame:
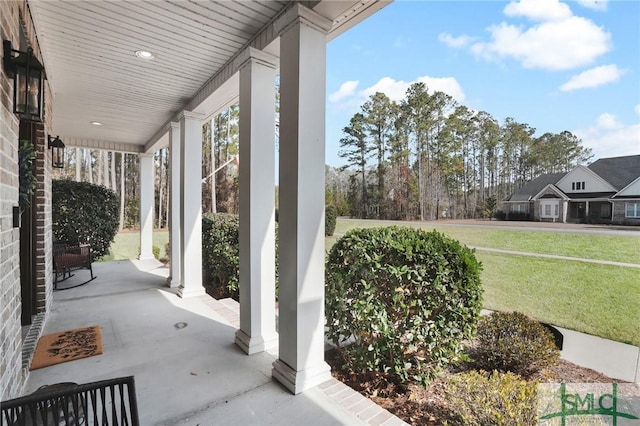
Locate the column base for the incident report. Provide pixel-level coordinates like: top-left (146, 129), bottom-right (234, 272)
top-left (138, 255), bottom-right (156, 261)
top-left (272, 359), bottom-right (331, 395)
top-left (176, 284), bottom-right (206, 298)
top-left (235, 329), bottom-right (278, 355)
top-left (166, 276), bottom-right (180, 288)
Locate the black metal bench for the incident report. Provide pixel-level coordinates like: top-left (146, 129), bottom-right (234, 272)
top-left (53, 242), bottom-right (96, 290)
top-left (1, 376), bottom-right (139, 426)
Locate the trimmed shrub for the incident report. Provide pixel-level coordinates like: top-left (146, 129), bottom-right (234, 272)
top-left (445, 370), bottom-right (538, 425)
top-left (202, 213), bottom-right (240, 296)
top-left (493, 210), bottom-right (507, 221)
top-left (325, 205), bottom-right (337, 236)
top-left (202, 213), bottom-right (279, 299)
top-left (52, 179), bottom-right (119, 259)
top-left (506, 211), bottom-right (531, 221)
top-left (474, 311), bottom-right (560, 378)
top-left (325, 226), bottom-right (483, 384)
top-left (152, 245), bottom-right (160, 259)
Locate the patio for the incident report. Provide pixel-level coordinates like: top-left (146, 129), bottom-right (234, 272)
top-left (22, 259), bottom-right (405, 426)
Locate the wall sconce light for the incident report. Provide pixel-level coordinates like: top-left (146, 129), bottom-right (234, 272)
top-left (48, 135), bottom-right (65, 169)
top-left (3, 40), bottom-right (46, 122)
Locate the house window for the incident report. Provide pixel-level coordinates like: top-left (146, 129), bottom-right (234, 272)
top-left (572, 181), bottom-right (585, 191)
top-left (625, 203), bottom-right (640, 218)
top-left (540, 201), bottom-right (559, 218)
top-left (572, 182), bottom-right (575, 190)
top-left (582, 181), bottom-right (585, 190)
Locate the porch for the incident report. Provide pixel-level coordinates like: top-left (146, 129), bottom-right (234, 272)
top-left (22, 260), bottom-right (403, 425)
top-left (1, 0), bottom-right (395, 400)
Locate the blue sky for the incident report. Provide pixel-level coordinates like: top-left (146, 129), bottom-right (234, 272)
top-left (325, 0), bottom-right (640, 167)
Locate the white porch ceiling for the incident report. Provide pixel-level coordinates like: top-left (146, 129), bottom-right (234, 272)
top-left (28, 0), bottom-right (391, 153)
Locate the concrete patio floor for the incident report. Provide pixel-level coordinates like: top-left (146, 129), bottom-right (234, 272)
top-left (23, 259), bottom-right (405, 426)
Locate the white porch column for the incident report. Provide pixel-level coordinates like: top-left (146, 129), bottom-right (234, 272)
top-left (166, 122), bottom-right (181, 288)
top-left (272, 4), bottom-right (333, 394)
top-left (139, 153), bottom-right (155, 260)
top-left (235, 48), bottom-right (279, 355)
top-left (177, 111), bottom-right (206, 298)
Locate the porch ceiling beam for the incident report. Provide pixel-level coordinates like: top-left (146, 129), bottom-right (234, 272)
top-left (60, 137), bottom-right (144, 154)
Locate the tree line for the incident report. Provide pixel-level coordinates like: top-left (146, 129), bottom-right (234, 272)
top-left (329, 83), bottom-right (593, 220)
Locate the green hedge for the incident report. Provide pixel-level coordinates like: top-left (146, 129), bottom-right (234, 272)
top-left (325, 205), bottom-right (337, 236)
top-left (52, 179), bottom-right (119, 259)
top-left (474, 311), bottom-right (560, 378)
top-left (446, 370), bottom-right (538, 425)
top-left (325, 226), bottom-right (483, 384)
top-left (202, 213), bottom-right (279, 299)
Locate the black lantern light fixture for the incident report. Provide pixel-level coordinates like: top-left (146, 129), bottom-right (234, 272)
top-left (3, 40), bottom-right (46, 122)
top-left (48, 135), bottom-right (65, 169)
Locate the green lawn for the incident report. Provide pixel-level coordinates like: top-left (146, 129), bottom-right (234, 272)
top-left (478, 251), bottom-right (640, 346)
top-left (334, 219), bottom-right (640, 264)
top-left (100, 230), bottom-right (169, 261)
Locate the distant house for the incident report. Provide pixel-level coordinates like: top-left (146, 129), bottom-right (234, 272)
top-left (502, 155), bottom-right (640, 225)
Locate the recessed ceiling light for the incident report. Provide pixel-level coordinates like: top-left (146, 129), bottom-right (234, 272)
top-left (135, 50), bottom-right (155, 60)
top-left (90, 121), bottom-right (103, 126)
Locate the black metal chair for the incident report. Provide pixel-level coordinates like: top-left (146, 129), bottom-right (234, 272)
top-left (1, 376), bottom-right (139, 426)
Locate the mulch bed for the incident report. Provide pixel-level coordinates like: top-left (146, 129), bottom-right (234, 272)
top-left (326, 348), bottom-right (617, 425)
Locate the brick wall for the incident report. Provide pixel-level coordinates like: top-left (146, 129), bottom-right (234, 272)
top-left (0, 0), bottom-right (54, 400)
top-left (0, 0), bottom-right (24, 401)
top-left (613, 201), bottom-right (640, 225)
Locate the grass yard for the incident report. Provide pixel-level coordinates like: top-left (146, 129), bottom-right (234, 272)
top-left (478, 251), bottom-right (640, 346)
top-left (100, 230), bottom-right (169, 261)
top-left (334, 219), bottom-right (640, 264)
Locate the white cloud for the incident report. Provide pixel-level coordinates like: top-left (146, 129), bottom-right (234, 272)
top-left (362, 76), bottom-right (466, 104)
top-left (438, 33), bottom-right (475, 48)
top-left (577, 0), bottom-right (608, 11)
top-left (574, 112), bottom-right (640, 159)
top-left (328, 75), bottom-right (466, 114)
top-left (635, 105), bottom-right (640, 116)
top-left (560, 64), bottom-right (624, 91)
top-left (471, 17), bottom-right (611, 70)
top-left (504, 0), bottom-right (572, 21)
top-left (596, 113), bottom-right (619, 129)
top-left (440, 0), bottom-right (612, 71)
top-left (329, 80), bottom-right (359, 103)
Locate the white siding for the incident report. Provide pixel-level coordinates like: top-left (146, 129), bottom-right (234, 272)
top-left (616, 177), bottom-right (640, 197)
top-left (556, 166), bottom-right (616, 193)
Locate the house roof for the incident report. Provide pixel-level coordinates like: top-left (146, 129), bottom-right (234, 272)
top-left (506, 173), bottom-right (566, 202)
top-left (588, 155), bottom-right (640, 190)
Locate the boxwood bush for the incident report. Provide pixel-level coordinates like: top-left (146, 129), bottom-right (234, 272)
top-left (445, 370), bottom-right (538, 425)
top-left (325, 226), bottom-right (483, 384)
top-left (325, 205), bottom-right (337, 236)
top-left (202, 213), bottom-right (278, 299)
top-left (474, 311), bottom-right (560, 378)
top-left (52, 179), bottom-right (119, 259)
top-left (203, 213), bottom-right (240, 297)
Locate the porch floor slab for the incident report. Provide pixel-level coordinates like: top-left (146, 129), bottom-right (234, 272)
top-left (23, 259), bottom-right (400, 425)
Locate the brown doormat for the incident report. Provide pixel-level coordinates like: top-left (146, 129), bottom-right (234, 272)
top-left (30, 326), bottom-right (103, 370)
